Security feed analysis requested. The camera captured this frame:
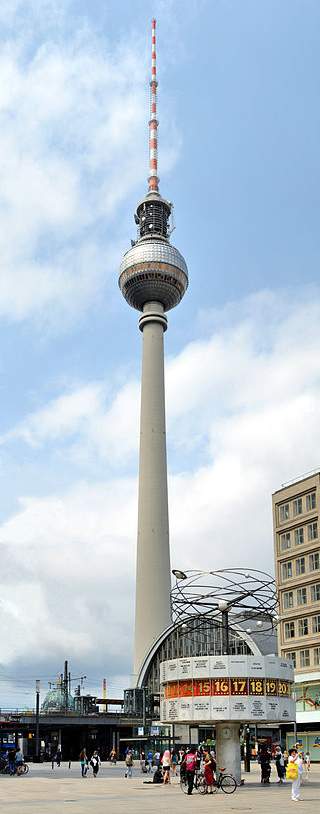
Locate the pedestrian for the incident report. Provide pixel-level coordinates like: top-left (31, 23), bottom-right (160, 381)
top-left (146, 749), bottom-right (153, 772)
top-left (304, 751), bottom-right (311, 778)
top-left (56, 748), bottom-right (62, 767)
top-left (183, 747), bottom-right (197, 795)
top-left (286, 748), bottom-right (303, 802)
top-left (162, 749), bottom-right (171, 784)
top-left (259, 745), bottom-right (271, 784)
top-left (109, 748), bottom-right (117, 764)
top-left (8, 750), bottom-right (16, 775)
top-left (79, 748), bottom-right (88, 777)
top-left (90, 750), bottom-right (101, 777)
top-left (15, 748), bottom-right (24, 772)
top-left (274, 746), bottom-right (285, 783)
top-left (154, 749), bottom-right (160, 768)
top-left (140, 749), bottom-right (147, 773)
top-left (171, 750), bottom-right (178, 777)
top-left (124, 750), bottom-right (133, 778)
top-left (203, 749), bottom-right (215, 793)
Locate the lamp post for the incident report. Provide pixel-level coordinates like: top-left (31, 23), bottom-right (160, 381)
top-left (218, 599), bottom-right (229, 655)
top-left (35, 680), bottom-right (40, 763)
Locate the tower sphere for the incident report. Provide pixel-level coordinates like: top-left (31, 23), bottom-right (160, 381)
top-left (119, 193), bottom-right (188, 313)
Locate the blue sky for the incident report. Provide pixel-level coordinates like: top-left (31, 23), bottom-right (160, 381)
top-left (0, 0), bottom-right (320, 706)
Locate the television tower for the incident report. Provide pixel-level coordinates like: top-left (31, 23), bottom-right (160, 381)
top-left (119, 19), bottom-right (188, 681)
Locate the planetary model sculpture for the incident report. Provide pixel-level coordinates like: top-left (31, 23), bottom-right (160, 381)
top-left (159, 569), bottom-right (295, 782)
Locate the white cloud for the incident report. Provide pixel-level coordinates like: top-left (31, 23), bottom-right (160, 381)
top-left (1, 286), bottom-right (320, 692)
top-left (0, 4), bottom-right (180, 325)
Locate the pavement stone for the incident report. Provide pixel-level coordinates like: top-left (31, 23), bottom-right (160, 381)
top-left (0, 761), bottom-right (319, 813)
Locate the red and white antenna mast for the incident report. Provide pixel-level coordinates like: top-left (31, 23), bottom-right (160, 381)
top-left (148, 18), bottom-right (159, 193)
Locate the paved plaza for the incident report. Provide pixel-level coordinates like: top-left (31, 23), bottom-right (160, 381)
top-left (0, 762), bottom-right (319, 813)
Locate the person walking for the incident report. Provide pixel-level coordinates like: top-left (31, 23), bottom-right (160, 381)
top-left (146, 749), bottom-right (153, 772)
top-left (56, 748), bottom-right (62, 767)
top-left (259, 745), bottom-right (272, 783)
top-left (79, 748), bottom-right (88, 777)
top-left (90, 750), bottom-right (101, 778)
top-left (287, 748), bottom-right (303, 801)
top-left (124, 750), bottom-right (133, 778)
top-left (162, 749), bottom-right (171, 784)
top-left (171, 750), bottom-right (178, 778)
top-left (203, 749), bottom-right (215, 793)
top-left (304, 751), bottom-right (311, 779)
top-left (274, 746), bottom-right (285, 783)
top-left (183, 748), bottom-right (197, 795)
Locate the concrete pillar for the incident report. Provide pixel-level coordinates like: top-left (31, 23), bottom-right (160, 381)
top-left (133, 301), bottom-right (171, 680)
top-left (215, 722), bottom-right (241, 785)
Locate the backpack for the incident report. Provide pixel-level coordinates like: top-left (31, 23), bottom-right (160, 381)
top-left (185, 753), bottom-right (196, 771)
top-left (286, 761), bottom-right (298, 781)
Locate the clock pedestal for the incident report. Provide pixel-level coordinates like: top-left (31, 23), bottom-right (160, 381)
top-left (215, 722), bottom-right (241, 784)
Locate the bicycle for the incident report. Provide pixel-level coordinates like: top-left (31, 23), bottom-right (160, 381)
top-left (211, 766), bottom-right (237, 794)
top-left (180, 768), bottom-right (207, 794)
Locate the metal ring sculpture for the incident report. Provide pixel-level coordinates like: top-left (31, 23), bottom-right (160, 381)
top-left (171, 568), bottom-right (278, 645)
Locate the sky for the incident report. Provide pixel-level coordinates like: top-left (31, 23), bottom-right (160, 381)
top-left (0, 0), bottom-right (319, 708)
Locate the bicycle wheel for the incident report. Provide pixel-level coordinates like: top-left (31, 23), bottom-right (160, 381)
top-left (197, 774), bottom-right (208, 794)
top-left (220, 774), bottom-right (237, 794)
top-left (180, 776), bottom-right (188, 794)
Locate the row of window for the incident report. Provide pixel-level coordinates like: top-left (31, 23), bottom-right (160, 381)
top-left (281, 551), bottom-right (320, 580)
top-left (279, 522), bottom-right (318, 551)
top-left (286, 647), bottom-right (320, 669)
top-left (279, 492), bottom-right (316, 523)
top-left (283, 582), bottom-right (320, 609)
top-left (284, 615), bottom-right (320, 639)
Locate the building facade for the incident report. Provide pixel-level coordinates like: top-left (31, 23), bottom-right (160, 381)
top-left (273, 472), bottom-right (320, 757)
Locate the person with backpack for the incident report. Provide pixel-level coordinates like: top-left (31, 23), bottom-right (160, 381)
top-left (183, 747), bottom-right (197, 795)
top-left (90, 750), bottom-right (101, 778)
top-left (286, 748), bottom-right (303, 801)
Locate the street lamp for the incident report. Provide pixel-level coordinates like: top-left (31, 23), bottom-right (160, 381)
top-left (172, 569), bottom-right (188, 581)
top-left (35, 680), bottom-right (40, 763)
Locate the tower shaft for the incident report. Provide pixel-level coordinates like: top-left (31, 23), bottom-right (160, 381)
top-left (133, 301), bottom-right (171, 679)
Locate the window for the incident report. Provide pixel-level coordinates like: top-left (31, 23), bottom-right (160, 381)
top-left (300, 649), bottom-right (310, 668)
top-left (312, 615), bottom-right (320, 634)
top-left (280, 532), bottom-right (291, 551)
top-left (311, 583), bottom-right (320, 602)
top-left (284, 621), bottom-right (295, 639)
top-left (309, 552), bottom-right (320, 571)
top-left (308, 522), bottom-right (318, 541)
top-left (314, 647), bottom-right (320, 666)
top-left (286, 651), bottom-right (296, 668)
top-left (293, 497), bottom-right (303, 516)
top-left (296, 557), bottom-right (305, 576)
top-left (297, 587), bottom-right (307, 606)
top-left (283, 591), bottom-right (294, 609)
top-left (298, 618), bottom-right (309, 636)
top-left (279, 503), bottom-right (290, 522)
top-left (294, 527), bottom-right (304, 546)
top-left (306, 492), bottom-right (316, 511)
top-left (282, 561), bottom-right (293, 580)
